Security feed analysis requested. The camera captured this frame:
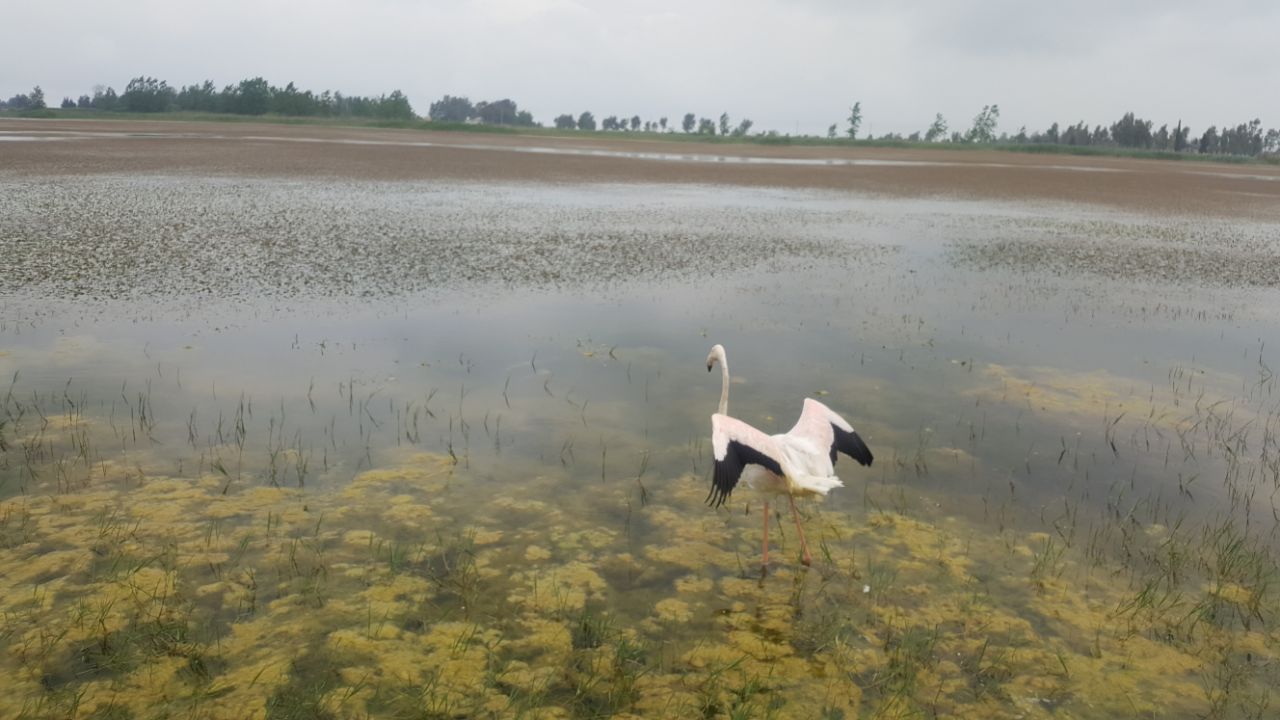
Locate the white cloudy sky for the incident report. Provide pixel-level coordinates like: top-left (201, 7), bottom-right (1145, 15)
top-left (3, 0), bottom-right (1276, 136)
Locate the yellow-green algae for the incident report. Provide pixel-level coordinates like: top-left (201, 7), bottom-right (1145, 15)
top-left (1, 423), bottom-right (1278, 719)
top-left (970, 362), bottom-right (1256, 435)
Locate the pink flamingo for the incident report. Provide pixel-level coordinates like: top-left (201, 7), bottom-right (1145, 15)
top-left (705, 344), bottom-right (873, 568)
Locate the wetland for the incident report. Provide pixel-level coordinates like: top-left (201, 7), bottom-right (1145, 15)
top-left (2, 120), bottom-right (1279, 719)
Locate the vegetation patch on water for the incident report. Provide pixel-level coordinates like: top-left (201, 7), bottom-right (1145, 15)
top-left (0, 177), bottom-right (898, 300)
top-left (950, 215), bottom-right (1280, 289)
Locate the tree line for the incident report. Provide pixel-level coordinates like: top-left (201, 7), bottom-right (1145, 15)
top-left (541, 101), bottom-right (1275, 157)
top-left (852, 103), bottom-right (1278, 158)
top-left (548, 111), bottom-right (756, 137)
top-left (1, 77), bottom-right (415, 120)
top-left (426, 95), bottom-right (536, 126)
top-left (4, 82), bottom-right (1276, 157)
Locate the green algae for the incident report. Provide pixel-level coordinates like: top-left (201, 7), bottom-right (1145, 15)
top-left (2, 425), bottom-right (1276, 719)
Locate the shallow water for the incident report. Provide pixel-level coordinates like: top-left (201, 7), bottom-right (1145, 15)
top-left (2, 175), bottom-right (1279, 718)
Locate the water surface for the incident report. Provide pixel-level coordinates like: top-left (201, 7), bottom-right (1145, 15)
top-left (2, 176), bottom-right (1278, 718)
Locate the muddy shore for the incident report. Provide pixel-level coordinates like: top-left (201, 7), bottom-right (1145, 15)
top-left (3, 117), bottom-right (1278, 221)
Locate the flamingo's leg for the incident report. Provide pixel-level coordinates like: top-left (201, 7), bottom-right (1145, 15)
top-left (787, 493), bottom-right (813, 567)
top-left (761, 500), bottom-right (770, 569)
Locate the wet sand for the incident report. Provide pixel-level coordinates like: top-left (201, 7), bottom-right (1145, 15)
top-left (3, 117), bottom-right (1278, 221)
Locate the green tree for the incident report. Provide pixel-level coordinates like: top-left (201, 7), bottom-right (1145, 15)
top-left (659, 117), bottom-right (668, 131)
top-left (226, 77), bottom-right (271, 115)
top-left (91, 87), bottom-right (118, 111)
top-left (476, 99), bottom-right (518, 124)
top-left (1198, 126), bottom-right (1218, 154)
top-left (965, 104), bottom-right (999, 143)
top-left (1263, 128), bottom-right (1279, 154)
top-left (376, 90), bottom-right (413, 120)
top-left (177, 80), bottom-right (220, 112)
top-left (718, 112), bottom-right (730, 136)
top-left (602, 115), bottom-right (619, 131)
top-left (8, 92), bottom-right (35, 110)
top-left (577, 111), bottom-right (596, 131)
top-left (732, 118), bottom-right (754, 136)
top-left (554, 113), bottom-right (576, 129)
top-left (1153, 124), bottom-right (1170, 150)
top-left (846, 101), bottom-right (861, 138)
top-left (1219, 119), bottom-right (1263, 155)
top-left (1173, 120), bottom-right (1189, 152)
top-left (429, 95), bottom-right (475, 122)
top-left (630, 115), bottom-right (641, 131)
top-left (682, 113), bottom-right (696, 133)
top-left (697, 117), bottom-right (715, 135)
top-left (924, 113), bottom-right (947, 142)
top-left (270, 82), bottom-right (316, 116)
top-left (76, 95), bottom-right (91, 109)
top-left (309, 90), bottom-right (329, 116)
top-left (827, 123), bottom-right (837, 139)
top-left (1062, 121), bottom-right (1090, 146)
top-left (329, 90), bottom-right (362, 116)
top-left (1110, 112), bottom-right (1153, 148)
top-left (30, 85), bottom-right (46, 110)
top-left (121, 77), bottom-right (174, 112)
top-left (60, 96), bottom-right (75, 109)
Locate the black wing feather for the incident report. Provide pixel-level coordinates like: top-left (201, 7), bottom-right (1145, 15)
top-left (830, 423), bottom-right (874, 467)
top-left (707, 440), bottom-right (784, 508)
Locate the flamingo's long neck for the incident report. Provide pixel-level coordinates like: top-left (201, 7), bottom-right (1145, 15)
top-left (718, 356), bottom-right (730, 415)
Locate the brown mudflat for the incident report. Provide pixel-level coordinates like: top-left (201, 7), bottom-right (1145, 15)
top-left (3, 117), bottom-right (1277, 221)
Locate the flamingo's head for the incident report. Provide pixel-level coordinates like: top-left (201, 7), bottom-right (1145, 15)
top-left (706, 344), bottom-right (726, 372)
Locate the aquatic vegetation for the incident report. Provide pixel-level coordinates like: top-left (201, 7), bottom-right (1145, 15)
top-left (2, 422), bottom-right (1276, 719)
top-left (2, 321), bottom-right (1278, 719)
top-left (0, 177), bottom-right (899, 300)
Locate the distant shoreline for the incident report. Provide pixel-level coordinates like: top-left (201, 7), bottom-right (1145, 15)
top-left (3, 117), bottom-right (1278, 222)
top-left (4, 108), bottom-right (1276, 167)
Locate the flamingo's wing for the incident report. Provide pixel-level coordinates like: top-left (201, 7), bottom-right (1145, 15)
top-left (709, 414), bottom-right (785, 508)
top-left (786, 398), bottom-right (874, 467)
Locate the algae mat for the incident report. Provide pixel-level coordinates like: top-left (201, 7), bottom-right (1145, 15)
top-left (2, 431), bottom-right (1277, 718)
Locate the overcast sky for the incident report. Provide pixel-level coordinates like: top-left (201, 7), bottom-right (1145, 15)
top-left (4, 0), bottom-right (1277, 136)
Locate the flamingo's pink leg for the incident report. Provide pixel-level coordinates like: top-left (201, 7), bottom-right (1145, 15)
top-left (787, 493), bottom-right (813, 567)
top-left (761, 501), bottom-right (770, 569)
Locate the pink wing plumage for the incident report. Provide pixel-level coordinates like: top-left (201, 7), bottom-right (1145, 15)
top-left (786, 398), bottom-right (874, 467)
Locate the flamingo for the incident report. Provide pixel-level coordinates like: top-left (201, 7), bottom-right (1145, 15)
top-left (705, 344), bottom-right (873, 568)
